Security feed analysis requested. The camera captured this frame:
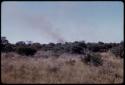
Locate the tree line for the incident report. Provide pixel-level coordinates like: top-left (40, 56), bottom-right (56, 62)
top-left (1, 36), bottom-right (124, 58)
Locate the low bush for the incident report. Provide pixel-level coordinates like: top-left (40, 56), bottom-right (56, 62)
top-left (110, 45), bottom-right (124, 58)
top-left (70, 45), bottom-right (84, 54)
top-left (84, 53), bottom-right (103, 66)
top-left (1, 44), bottom-right (15, 52)
top-left (16, 46), bottom-right (37, 56)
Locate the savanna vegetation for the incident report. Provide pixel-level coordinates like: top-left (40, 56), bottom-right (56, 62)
top-left (1, 36), bottom-right (124, 84)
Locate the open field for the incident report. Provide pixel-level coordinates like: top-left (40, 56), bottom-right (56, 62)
top-left (1, 51), bottom-right (123, 84)
top-left (2, 1), bottom-right (124, 84)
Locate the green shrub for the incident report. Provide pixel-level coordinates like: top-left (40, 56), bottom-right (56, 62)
top-left (70, 45), bottom-right (84, 54)
top-left (84, 53), bottom-right (103, 66)
top-left (16, 46), bottom-right (37, 56)
top-left (1, 44), bottom-right (15, 52)
top-left (110, 45), bottom-right (124, 58)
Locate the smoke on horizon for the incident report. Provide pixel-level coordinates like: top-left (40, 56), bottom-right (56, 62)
top-left (5, 3), bottom-right (66, 43)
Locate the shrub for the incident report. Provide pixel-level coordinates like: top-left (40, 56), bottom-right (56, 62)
top-left (110, 45), bottom-right (124, 58)
top-left (1, 44), bottom-right (15, 52)
top-left (16, 46), bottom-right (37, 56)
top-left (1, 36), bottom-right (15, 52)
top-left (30, 43), bottom-right (42, 50)
top-left (63, 42), bottom-right (72, 53)
top-left (53, 45), bottom-right (61, 52)
top-left (87, 43), bottom-right (99, 52)
top-left (1, 36), bottom-right (9, 44)
top-left (16, 41), bottom-right (26, 46)
top-left (70, 41), bottom-right (86, 54)
top-left (84, 53), bottom-right (103, 66)
top-left (70, 45), bottom-right (83, 54)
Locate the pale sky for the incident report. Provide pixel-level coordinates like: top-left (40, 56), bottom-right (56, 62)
top-left (1, 1), bottom-right (124, 44)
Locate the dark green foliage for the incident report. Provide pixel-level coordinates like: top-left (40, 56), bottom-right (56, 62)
top-left (1, 37), bottom-right (9, 44)
top-left (77, 41), bottom-right (87, 48)
top-left (16, 46), bottom-right (37, 56)
top-left (84, 53), bottom-right (103, 66)
top-left (69, 41), bottom-right (86, 54)
top-left (47, 43), bottom-right (56, 50)
top-left (110, 42), bottom-right (124, 58)
top-left (70, 45), bottom-right (84, 54)
top-left (98, 41), bottom-right (104, 45)
top-left (87, 43), bottom-right (100, 52)
top-left (1, 36), bottom-right (123, 58)
top-left (48, 43), bottom-right (55, 47)
top-left (63, 42), bottom-right (72, 53)
top-left (53, 45), bottom-right (63, 52)
top-left (41, 44), bottom-right (48, 51)
top-left (1, 44), bottom-right (15, 52)
top-left (87, 42), bottom-right (113, 52)
top-left (30, 43), bottom-right (42, 50)
top-left (16, 41), bottom-right (26, 46)
top-left (1, 37), bottom-right (15, 52)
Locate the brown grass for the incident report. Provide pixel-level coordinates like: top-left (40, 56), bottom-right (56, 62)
top-left (1, 51), bottom-right (123, 84)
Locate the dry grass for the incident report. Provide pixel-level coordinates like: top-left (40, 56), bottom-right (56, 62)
top-left (1, 51), bottom-right (124, 84)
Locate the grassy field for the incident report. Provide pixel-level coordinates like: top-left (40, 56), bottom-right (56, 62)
top-left (1, 51), bottom-right (123, 84)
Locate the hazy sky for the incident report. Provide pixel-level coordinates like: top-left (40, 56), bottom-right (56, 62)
top-left (1, 1), bottom-right (123, 44)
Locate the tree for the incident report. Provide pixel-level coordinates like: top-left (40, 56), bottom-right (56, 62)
top-left (31, 43), bottom-right (42, 50)
top-left (16, 47), bottom-right (37, 56)
top-left (70, 41), bottom-right (86, 54)
top-left (110, 41), bottom-right (124, 58)
top-left (98, 41), bottom-right (104, 45)
top-left (26, 41), bottom-right (33, 46)
top-left (16, 41), bottom-right (26, 46)
top-left (1, 36), bottom-right (15, 52)
top-left (1, 36), bottom-right (9, 45)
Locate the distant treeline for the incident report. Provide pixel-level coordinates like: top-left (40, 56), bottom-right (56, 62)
top-left (1, 36), bottom-right (124, 58)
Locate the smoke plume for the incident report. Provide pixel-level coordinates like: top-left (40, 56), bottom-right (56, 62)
top-left (8, 3), bottom-right (65, 43)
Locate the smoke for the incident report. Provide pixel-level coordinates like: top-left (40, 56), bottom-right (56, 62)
top-left (27, 15), bottom-right (66, 43)
top-left (6, 2), bottom-right (65, 43)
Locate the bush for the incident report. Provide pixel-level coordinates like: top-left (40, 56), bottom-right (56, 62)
top-left (1, 44), bottom-right (15, 52)
top-left (70, 41), bottom-right (86, 54)
top-left (70, 45), bottom-right (84, 54)
top-left (1, 36), bottom-right (15, 52)
top-left (16, 41), bottom-right (26, 46)
top-left (110, 45), bottom-right (124, 58)
top-left (84, 53), bottom-right (103, 66)
top-left (30, 43), bottom-right (42, 50)
top-left (87, 43), bottom-right (99, 52)
top-left (63, 42), bottom-right (72, 53)
top-left (16, 46), bottom-right (37, 56)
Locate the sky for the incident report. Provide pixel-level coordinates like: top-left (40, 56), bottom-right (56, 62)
top-left (1, 1), bottom-right (124, 44)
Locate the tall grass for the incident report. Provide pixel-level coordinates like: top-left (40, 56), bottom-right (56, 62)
top-left (1, 52), bottom-right (123, 84)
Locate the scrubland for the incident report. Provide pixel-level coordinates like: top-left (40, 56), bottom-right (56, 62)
top-left (1, 51), bottom-right (123, 84)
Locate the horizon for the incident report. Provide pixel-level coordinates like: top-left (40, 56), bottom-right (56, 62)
top-left (1, 1), bottom-right (124, 44)
top-left (1, 36), bottom-right (123, 44)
